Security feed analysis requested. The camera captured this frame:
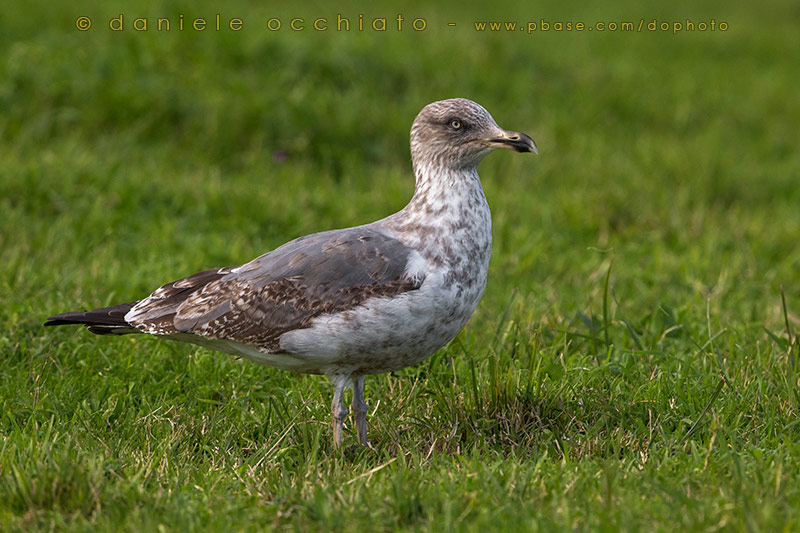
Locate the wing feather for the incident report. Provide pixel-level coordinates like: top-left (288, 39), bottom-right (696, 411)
top-left (126, 227), bottom-right (425, 351)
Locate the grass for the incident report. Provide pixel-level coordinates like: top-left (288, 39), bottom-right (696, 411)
top-left (2, 0), bottom-right (800, 530)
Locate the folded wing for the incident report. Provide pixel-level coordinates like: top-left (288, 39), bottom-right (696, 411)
top-left (125, 227), bottom-right (425, 352)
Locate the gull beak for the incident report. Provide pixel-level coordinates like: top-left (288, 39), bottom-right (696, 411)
top-left (488, 129), bottom-right (538, 154)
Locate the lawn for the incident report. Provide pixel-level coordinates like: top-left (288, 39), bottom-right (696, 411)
top-left (1, 0), bottom-right (799, 530)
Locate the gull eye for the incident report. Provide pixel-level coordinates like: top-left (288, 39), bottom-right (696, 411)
top-left (449, 119), bottom-right (463, 130)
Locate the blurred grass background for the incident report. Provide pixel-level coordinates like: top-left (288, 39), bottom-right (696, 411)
top-left (1, 0), bottom-right (799, 530)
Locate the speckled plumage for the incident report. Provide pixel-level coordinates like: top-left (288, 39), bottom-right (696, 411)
top-left (45, 98), bottom-right (537, 447)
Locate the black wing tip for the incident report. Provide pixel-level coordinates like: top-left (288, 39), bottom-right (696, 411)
top-left (43, 302), bottom-right (138, 328)
top-left (44, 316), bottom-right (75, 327)
top-left (44, 311), bottom-right (91, 327)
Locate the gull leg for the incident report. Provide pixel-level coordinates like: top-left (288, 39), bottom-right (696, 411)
top-left (352, 375), bottom-right (369, 447)
top-left (331, 377), bottom-right (349, 448)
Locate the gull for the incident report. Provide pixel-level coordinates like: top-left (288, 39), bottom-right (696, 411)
top-left (45, 98), bottom-right (537, 447)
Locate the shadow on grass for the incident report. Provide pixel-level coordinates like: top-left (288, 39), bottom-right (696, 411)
top-left (394, 385), bottom-right (660, 461)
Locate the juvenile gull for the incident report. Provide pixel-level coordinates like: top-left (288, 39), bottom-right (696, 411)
top-left (45, 98), bottom-right (537, 447)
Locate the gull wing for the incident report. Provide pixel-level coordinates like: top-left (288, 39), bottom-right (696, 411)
top-left (125, 227), bottom-right (425, 351)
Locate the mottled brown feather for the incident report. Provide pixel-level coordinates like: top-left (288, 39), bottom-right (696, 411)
top-left (126, 228), bottom-right (423, 351)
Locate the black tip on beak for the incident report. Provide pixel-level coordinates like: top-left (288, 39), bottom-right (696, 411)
top-left (491, 130), bottom-right (538, 154)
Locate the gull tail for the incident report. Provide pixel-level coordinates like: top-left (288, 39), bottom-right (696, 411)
top-left (44, 302), bottom-right (140, 335)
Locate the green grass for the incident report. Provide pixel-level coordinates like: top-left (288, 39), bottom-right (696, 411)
top-left (2, 0), bottom-right (800, 530)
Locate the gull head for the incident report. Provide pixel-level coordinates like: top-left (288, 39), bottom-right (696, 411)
top-left (410, 98), bottom-right (537, 170)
